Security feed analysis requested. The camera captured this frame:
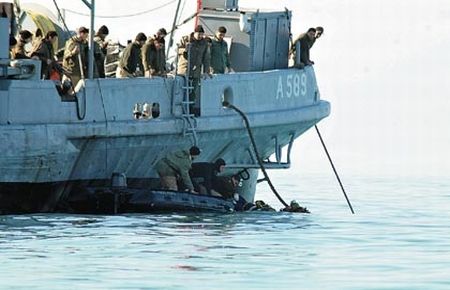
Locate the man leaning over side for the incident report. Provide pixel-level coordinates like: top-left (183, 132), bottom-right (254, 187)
top-left (117, 32), bottom-right (147, 78)
top-left (155, 146), bottom-right (201, 193)
top-left (190, 158), bottom-right (226, 196)
top-left (291, 27), bottom-right (316, 67)
top-left (142, 28), bottom-right (167, 78)
top-left (30, 30), bottom-right (58, 79)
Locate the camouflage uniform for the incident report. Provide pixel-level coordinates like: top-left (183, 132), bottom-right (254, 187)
top-left (12, 39), bottom-right (29, 59)
top-left (177, 34), bottom-right (210, 114)
top-left (30, 38), bottom-right (55, 79)
top-left (118, 42), bottom-right (143, 78)
top-left (155, 149), bottom-right (195, 191)
top-left (94, 35), bottom-right (107, 78)
top-left (141, 38), bottom-right (166, 76)
top-left (177, 33), bottom-right (210, 78)
top-left (63, 37), bottom-right (89, 86)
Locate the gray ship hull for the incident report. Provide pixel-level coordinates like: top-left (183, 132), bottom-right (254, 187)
top-left (0, 67), bottom-right (330, 213)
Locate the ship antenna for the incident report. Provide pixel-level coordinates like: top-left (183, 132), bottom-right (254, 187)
top-left (223, 102), bottom-right (309, 213)
top-left (315, 125), bottom-right (355, 214)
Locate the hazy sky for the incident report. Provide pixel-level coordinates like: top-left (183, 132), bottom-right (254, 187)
top-left (19, 0), bottom-right (450, 178)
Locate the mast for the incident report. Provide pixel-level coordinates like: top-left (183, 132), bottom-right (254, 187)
top-left (167, 0), bottom-right (182, 57)
top-left (194, 0), bottom-right (201, 27)
top-left (81, 0), bottom-right (95, 79)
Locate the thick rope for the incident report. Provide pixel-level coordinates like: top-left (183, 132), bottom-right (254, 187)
top-left (223, 102), bottom-right (289, 208)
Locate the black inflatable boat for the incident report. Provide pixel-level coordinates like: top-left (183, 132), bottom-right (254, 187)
top-left (65, 187), bottom-right (236, 214)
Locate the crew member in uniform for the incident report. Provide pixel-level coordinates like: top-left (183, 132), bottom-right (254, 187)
top-left (117, 32), bottom-right (147, 78)
top-left (94, 25), bottom-right (109, 78)
top-left (210, 26), bottom-right (232, 74)
top-left (62, 26), bottom-right (89, 86)
top-left (290, 27), bottom-right (316, 67)
top-left (177, 25), bottom-right (211, 116)
top-left (30, 31), bottom-right (58, 79)
top-left (155, 146), bottom-right (201, 192)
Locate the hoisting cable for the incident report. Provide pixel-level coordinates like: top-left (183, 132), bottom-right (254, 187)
top-left (315, 125), bottom-right (355, 214)
top-left (224, 102), bottom-right (309, 213)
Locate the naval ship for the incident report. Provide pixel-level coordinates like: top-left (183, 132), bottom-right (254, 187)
top-left (0, 0), bottom-right (330, 214)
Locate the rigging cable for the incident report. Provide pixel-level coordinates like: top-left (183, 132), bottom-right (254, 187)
top-left (63, 0), bottom-right (177, 19)
top-left (177, 0), bottom-right (187, 24)
top-left (167, 11), bottom-right (199, 36)
top-left (167, 0), bottom-right (183, 57)
top-left (315, 125), bottom-right (355, 214)
top-left (52, 0), bottom-right (75, 48)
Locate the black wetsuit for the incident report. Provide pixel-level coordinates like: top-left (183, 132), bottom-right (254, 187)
top-left (190, 162), bottom-right (218, 195)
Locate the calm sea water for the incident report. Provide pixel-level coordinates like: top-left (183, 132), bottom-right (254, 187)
top-left (1, 171), bottom-right (450, 289)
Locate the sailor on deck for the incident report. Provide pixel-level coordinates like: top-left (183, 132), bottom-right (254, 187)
top-left (177, 25), bottom-right (211, 116)
top-left (142, 28), bottom-right (167, 78)
top-left (62, 26), bottom-right (89, 86)
top-left (31, 28), bottom-right (43, 55)
top-left (30, 31), bottom-right (58, 79)
top-left (94, 25), bottom-right (110, 78)
top-left (210, 26), bottom-right (232, 74)
top-left (117, 32), bottom-right (147, 78)
top-left (12, 30), bottom-right (33, 59)
top-left (291, 27), bottom-right (317, 67)
top-left (155, 146), bottom-right (201, 192)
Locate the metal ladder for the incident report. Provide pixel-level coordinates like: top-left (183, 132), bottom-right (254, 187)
top-left (175, 42), bottom-right (198, 145)
top-left (181, 77), bottom-right (198, 143)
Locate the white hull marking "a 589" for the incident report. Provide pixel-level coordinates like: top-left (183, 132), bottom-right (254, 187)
top-left (276, 72), bottom-right (307, 99)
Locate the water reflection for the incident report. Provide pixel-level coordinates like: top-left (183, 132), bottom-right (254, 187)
top-left (2, 176), bottom-right (449, 289)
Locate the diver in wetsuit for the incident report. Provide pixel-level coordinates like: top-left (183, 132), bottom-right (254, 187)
top-left (190, 158), bottom-right (226, 196)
